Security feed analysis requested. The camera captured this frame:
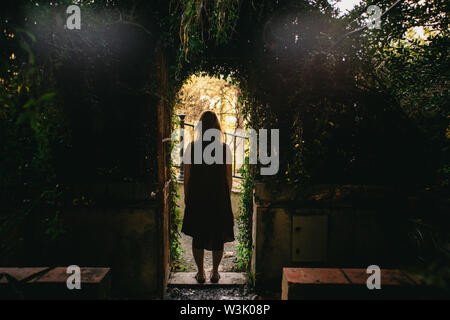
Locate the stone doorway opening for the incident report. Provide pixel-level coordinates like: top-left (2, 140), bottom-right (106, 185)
top-left (171, 73), bottom-right (247, 277)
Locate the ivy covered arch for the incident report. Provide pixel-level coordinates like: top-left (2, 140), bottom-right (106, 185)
top-left (1, 0), bottom-right (448, 297)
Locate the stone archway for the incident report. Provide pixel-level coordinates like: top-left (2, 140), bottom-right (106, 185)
top-left (171, 74), bottom-right (246, 275)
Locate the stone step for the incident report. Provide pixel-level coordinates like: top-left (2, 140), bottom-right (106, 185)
top-left (281, 267), bottom-right (437, 300)
top-left (168, 272), bottom-right (248, 287)
top-left (0, 267), bottom-right (111, 299)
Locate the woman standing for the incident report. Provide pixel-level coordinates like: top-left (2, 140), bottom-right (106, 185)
top-left (181, 111), bottom-right (234, 283)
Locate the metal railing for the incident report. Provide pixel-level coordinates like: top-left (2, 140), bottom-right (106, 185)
top-left (176, 114), bottom-right (247, 180)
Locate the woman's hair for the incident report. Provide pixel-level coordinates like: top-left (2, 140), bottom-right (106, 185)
top-left (194, 110), bottom-right (223, 142)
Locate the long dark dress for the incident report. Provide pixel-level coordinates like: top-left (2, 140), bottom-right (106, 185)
top-left (181, 141), bottom-right (235, 251)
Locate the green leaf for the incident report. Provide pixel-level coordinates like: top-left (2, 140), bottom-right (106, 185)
top-left (14, 28), bottom-right (36, 42)
top-left (19, 41), bottom-right (35, 65)
top-left (16, 110), bottom-right (31, 125)
top-left (23, 98), bottom-right (36, 109)
top-left (37, 92), bottom-right (56, 103)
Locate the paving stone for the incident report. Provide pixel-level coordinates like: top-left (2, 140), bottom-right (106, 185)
top-left (342, 268), bottom-right (416, 286)
top-left (0, 267), bottom-right (48, 283)
top-left (282, 267), bottom-right (435, 300)
top-left (29, 267), bottom-right (110, 284)
top-left (281, 267), bottom-right (350, 300)
top-left (283, 267), bottom-right (349, 285)
top-left (168, 272), bottom-right (248, 286)
top-left (0, 267), bottom-right (111, 299)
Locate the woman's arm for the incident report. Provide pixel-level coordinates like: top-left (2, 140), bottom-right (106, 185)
top-left (184, 143), bottom-right (191, 203)
top-left (226, 144), bottom-right (232, 193)
top-left (184, 163), bottom-right (190, 202)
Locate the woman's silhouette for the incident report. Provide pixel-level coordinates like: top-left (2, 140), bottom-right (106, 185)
top-left (182, 111), bottom-right (234, 283)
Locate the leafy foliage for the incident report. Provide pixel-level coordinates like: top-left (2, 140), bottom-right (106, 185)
top-left (234, 156), bottom-right (254, 271)
top-left (169, 157), bottom-right (186, 270)
top-left (0, 28), bottom-right (68, 257)
top-left (173, 0), bottom-right (241, 61)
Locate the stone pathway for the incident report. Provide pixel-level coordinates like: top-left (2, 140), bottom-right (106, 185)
top-left (168, 272), bottom-right (248, 286)
top-left (168, 223), bottom-right (280, 301)
top-left (176, 223), bottom-right (240, 272)
top-left (169, 196), bottom-right (255, 301)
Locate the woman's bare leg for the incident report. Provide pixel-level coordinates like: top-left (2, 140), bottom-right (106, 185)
top-left (192, 241), bottom-right (205, 282)
top-left (211, 250), bottom-right (223, 282)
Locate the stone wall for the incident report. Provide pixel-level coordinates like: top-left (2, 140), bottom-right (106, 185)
top-left (1, 182), bottom-right (164, 299)
top-left (58, 205), bottom-right (159, 298)
top-left (251, 183), bottom-right (420, 291)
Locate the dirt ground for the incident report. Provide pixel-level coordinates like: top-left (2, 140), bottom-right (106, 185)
top-left (177, 223), bottom-right (240, 272)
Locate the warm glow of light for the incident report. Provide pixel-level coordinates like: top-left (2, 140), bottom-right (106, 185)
top-left (175, 74), bottom-right (243, 134)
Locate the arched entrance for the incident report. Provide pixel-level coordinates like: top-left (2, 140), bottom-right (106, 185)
top-left (165, 73), bottom-right (252, 291)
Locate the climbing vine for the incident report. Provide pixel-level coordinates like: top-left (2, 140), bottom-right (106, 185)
top-left (172, 0), bottom-right (241, 61)
top-left (169, 157), bottom-right (185, 269)
top-left (234, 156), bottom-right (254, 271)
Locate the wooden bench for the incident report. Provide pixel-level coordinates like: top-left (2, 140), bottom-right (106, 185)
top-left (0, 267), bottom-right (111, 300)
top-left (281, 267), bottom-right (434, 300)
